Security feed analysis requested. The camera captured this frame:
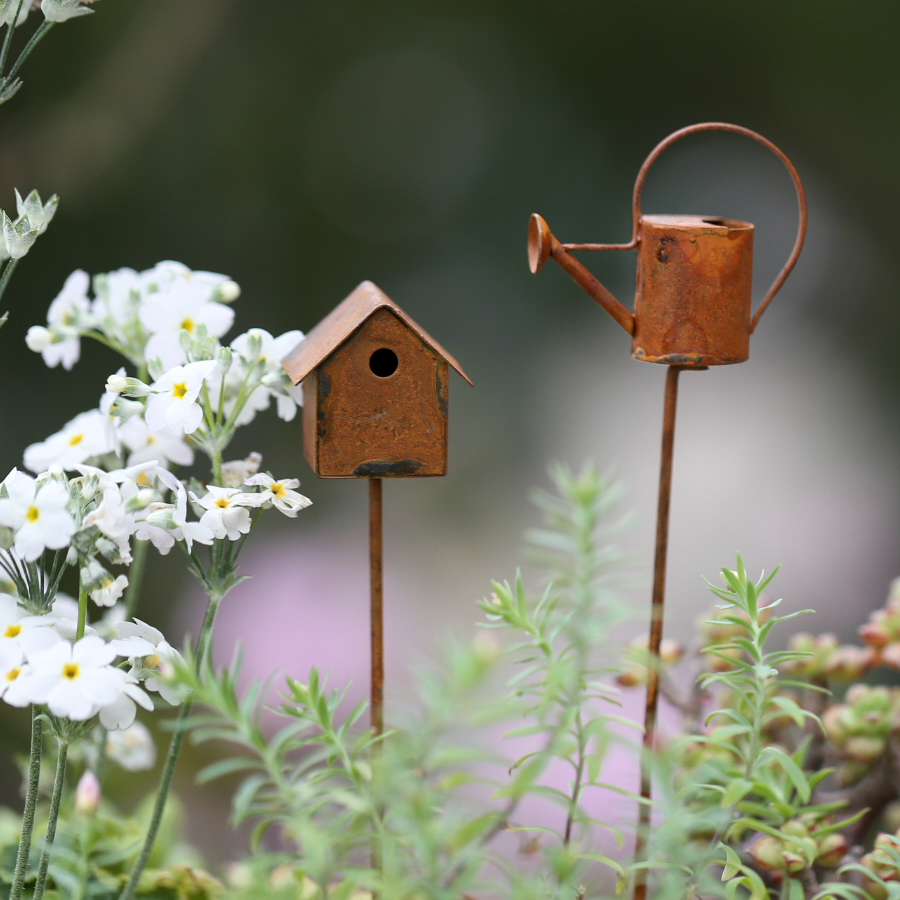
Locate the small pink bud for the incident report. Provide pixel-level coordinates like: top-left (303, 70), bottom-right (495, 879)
top-left (74, 770), bottom-right (100, 814)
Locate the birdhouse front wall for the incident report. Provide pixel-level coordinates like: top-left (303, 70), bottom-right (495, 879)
top-left (303, 307), bottom-right (450, 478)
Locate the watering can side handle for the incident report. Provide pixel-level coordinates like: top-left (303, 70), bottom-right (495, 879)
top-left (629, 122), bottom-right (808, 334)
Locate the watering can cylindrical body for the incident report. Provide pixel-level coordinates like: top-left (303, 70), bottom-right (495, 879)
top-left (633, 214), bottom-right (754, 367)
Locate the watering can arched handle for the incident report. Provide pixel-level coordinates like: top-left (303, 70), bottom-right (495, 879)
top-left (630, 122), bottom-right (808, 333)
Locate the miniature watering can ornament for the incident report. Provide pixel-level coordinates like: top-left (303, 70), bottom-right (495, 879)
top-left (528, 122), bottom-right (807, 367)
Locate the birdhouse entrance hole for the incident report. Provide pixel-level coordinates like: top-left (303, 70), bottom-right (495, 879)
top-left (369, 348), bottom-right (398, 377)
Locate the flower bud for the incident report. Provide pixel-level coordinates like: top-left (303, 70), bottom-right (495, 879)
top-left (213, 280), bottom-right (241, 303)
top-left (749, 835), bottom-right (787, 871)
top-left (816, 832), bottom-right (848, 868)
top-left (25, 325), bottom-right (52, 352)
top-left (74, 769), bottom-right (100, 814)
top-left (216, 345), bottom-right (233, 374)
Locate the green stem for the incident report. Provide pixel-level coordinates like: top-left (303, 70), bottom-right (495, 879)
top-left (0, 256), bottom-right (19, 306)
top-left (118, 589), bottom-right (223, 900)
top-left (10, 706), bottom-right (44, 900)
top-left (32, 740), bottom-right (69, 900)
top-left (6, 18), bottom-right (54, 81)
top-left (210, 444), bottom-right (223, 488)
top-left (0, 0), bottom-right (26, 75)
top-left (123, 539), bottom-right (148, 620)
top-left (76, 580), bottom-right (87, 641)
top-left (563, 712), bottom-right (587, 847)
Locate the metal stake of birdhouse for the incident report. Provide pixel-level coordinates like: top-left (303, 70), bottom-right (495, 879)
top-left (528, 122), bottom-right (807, 900)
top-left (282, 280), bottom-right (472, 735)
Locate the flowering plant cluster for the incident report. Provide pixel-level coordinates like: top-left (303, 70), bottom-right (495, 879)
top-left (0, 257), bottom-right (313, 900)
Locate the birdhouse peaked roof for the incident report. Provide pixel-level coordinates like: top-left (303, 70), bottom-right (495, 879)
top-left (282, 280), bottom-right (473, 386)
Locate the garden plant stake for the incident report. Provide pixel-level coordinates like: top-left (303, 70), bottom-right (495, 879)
top-left (283, 280), bottom-right (472, 734)
top-left (527, 122), bottom-right (807, 898)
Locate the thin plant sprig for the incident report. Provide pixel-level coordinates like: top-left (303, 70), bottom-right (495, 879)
top-left (0, 0), bottom-right (98, 107)
top-left (480, 463), bottom-right (636, 889)
top-left (657, 556), bottom-right (864, 900)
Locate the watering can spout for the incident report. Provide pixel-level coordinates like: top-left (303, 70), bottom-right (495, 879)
top-left (528, 213), bottom-right (636, 336)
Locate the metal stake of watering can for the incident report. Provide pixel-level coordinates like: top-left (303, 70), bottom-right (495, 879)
top-left (527, 122), bottom-right (807, 900)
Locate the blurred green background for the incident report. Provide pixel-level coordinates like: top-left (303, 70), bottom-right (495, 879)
top-left (1, 0), bottom-right (899, 860)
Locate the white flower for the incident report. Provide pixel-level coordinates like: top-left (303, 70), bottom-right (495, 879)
top-left (194, 486), bottom-right (261, 541)
top-left (27, 270), bottom-right (92, 370)
top-left (2, 211), bottom-right (38, 259)
top-left (80, 559), bottom-right (128, 608)
top-left (90, 267), bottom-right (143, 353)
top-left (0, 593), bottom-right (60, 657)
top-left (47, 270), bottom-right (92, 330)
top-left (22, 635), bottom-right (121, 721)
top-left (24, 408), bottom-right (115, 473)
top-left (82, 486), bottom-right (137, 562)
top-left (105, 720), bottom-right (156, 771)
top-left (110, 618), bottom-right (186, 706)
top-left (244, 473), bottom-right (312, 517)
top-left (133, 504), bottom-right (176, 555)
top-left (14, 189), bottom-right (58, 234)
top-left (141, 278), bottom-right (235, 370)
top-left (0, 469), bottom-right (76, 561)
top-left (145, 469), bottom-right (214, 553)
top-left (226, 329), bottom-right (306, 423)
top-left (97, 668), bottom-right (153, 730)
top-left (0, 641), bottom-right (30, 707)
top-left (220, 452), bottom-right (262, 488)
top-left (117, 414), bottom-right (193, 469)
top-left (41, 0), bottom-right (93, 21)
top-left (144, 360), bottom-right (218, 436)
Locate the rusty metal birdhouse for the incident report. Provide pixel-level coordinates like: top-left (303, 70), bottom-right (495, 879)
top-left (282, 280), bottom-right (472, 479)
top-left (528, 122), bottom-right (807, 367)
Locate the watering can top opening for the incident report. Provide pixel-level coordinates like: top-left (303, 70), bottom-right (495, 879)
top-left (639, 214), bottom-right (753, 233)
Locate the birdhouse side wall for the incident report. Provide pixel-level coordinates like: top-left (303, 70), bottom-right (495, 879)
top-left (301, 372), bottom-right (318, 473)
top-left (312, 308), bottom-right (449, 478)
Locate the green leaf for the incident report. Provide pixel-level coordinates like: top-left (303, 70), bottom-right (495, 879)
top-left (760, 746), bottom-right (811, 803)
top-left (721, 777), bottom-right (753, 808)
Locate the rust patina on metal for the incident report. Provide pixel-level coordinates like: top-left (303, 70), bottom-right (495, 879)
top-left (528, 122), bottom-right (807, 900)
top-left (282, 280), bottom-right (471, 479)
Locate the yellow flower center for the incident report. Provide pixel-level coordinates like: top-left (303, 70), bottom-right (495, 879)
top-left (271, 483), bottom-right (285, 499)
top-left (147, 436), bottom-right (156, 445)
top-left (215, 497), bottom-right (230, 509)
top-left (145, 653), bottom-right (161, 669)
top-left (180, 317), bottom-right (194, 333)
top-left (68, 433), bottom-right (84, 447)
top-left (136, 473), bottom-right (151, 487)
top-left (4, 624), bottom-right (21, 638)
top-left (26, 506), bottom-right (39, 523)
top-left (171, 382), bottom-right (188, 399)
top-left (6, 667), bottom-right (20, 682)
top-left (63, 663), bottom-right (80, 680)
